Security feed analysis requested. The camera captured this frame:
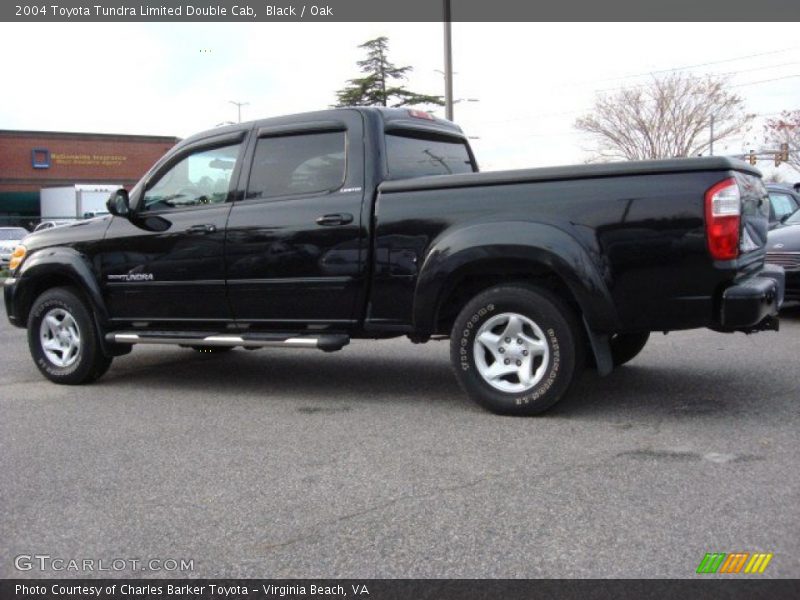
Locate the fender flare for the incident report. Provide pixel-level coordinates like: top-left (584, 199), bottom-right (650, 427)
top-left (15, 246), bottom-right (109, 327)
top-left (412, 221), bottom-right (619, 334)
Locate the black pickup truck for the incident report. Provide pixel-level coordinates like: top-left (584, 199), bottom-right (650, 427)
top-left (4, 107), bottom-right (785, 415)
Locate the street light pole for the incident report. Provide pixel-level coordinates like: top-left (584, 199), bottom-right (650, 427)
top-left (443, 0), bottom-right (454, 122)
top-left (229, 100), bottom-right (249, 123)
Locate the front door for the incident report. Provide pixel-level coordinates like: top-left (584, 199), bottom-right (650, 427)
top-left (100, 138), bottom-right (245, 324)
top-left (225, 118), bottom-right (366, 327)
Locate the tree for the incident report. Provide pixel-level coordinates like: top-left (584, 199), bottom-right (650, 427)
top-left (335, 37), bottom-right (443, 108)
top-left (575, 73), bottom-right (752, 161)
top-left (764, 110), bottom-right (799, 171)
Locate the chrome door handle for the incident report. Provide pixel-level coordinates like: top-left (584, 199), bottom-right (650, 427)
top-left (185, 224), bottom-right (217, 234)
top-left (316, 213), bottom-right (353, 226)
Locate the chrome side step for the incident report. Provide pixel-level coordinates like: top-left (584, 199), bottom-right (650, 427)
top-left (106, 331), bottom-right (349, 352)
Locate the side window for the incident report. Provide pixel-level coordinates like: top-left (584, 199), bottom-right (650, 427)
top-left (142, 143), bottom-right (241, 212)
top-left (770, 193), bottom-right (798, 221)
top-left (246, 131), bottom-right (346, 200)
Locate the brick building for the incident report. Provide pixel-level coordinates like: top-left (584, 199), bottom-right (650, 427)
top-left (0, 130), bottom-right (179, 223)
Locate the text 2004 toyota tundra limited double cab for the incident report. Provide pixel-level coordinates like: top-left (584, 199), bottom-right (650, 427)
top-left (4, 108), bottom-right (785, 415)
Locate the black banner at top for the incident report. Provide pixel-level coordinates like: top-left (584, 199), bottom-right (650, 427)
top-left (2, 0), bottom-right (800, 22)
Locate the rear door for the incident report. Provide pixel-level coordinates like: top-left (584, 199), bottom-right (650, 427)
top-left (224, 113), bottom-right (367, 327)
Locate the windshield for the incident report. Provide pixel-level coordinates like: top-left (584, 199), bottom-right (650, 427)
top-left (0, 228), bottom-right (28, 240)
top-left (386, 132), bottom-right (475, 179)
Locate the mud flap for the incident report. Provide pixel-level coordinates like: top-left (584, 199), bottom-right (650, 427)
top-left (583, 316), bottom-right (613, 376)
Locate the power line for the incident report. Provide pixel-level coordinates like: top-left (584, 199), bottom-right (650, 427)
top-left (476, 72), bottom-right (800, 126)
top-left (731, 74), bottom-right (800, 88)
top-left (564, 46), bottom-right (800, 87)
top-left (470, 109), bottom-right (800, 142)
top-left (591, 63), bottom-right (800, 95)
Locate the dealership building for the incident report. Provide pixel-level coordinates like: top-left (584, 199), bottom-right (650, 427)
top-left (0, 129), bottom-right (179, 224)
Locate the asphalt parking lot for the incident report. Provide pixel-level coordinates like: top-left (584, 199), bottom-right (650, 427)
top-left (1, 310), bottom-right (799, 579)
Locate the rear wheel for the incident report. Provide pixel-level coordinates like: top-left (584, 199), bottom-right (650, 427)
top-left (609, 332), bottom-right (650, 366)
top-left (450, 284), bottom-right (583, 416)
top-left (27, 287), bottom-right (112, 384)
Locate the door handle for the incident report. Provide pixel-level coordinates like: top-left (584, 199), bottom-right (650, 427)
top-left (316, 213), bottom-right (353, 226)
top-left (185, 224), bottom-right (217, 234)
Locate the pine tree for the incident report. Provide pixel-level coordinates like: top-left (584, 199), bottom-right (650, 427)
top-left (335, 37), bottom-right (443, 108)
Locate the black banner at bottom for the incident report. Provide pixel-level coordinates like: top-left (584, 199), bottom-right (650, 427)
top-left (2, 579), bottom-right (799, 600)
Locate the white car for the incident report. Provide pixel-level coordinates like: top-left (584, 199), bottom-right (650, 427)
top-left (0, 227), bottom-right (30, 267)
top-left (33, 220), bottom-right (74, 233)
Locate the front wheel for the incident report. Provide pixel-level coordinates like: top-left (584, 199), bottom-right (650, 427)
top-left (450, 284), bottom-right (583, 416)
top-left (27, 287), bottom-right (112, 384)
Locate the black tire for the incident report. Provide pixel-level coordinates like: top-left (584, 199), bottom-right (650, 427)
top-left (27, 287), bottom-right (112, 385)
top-left (187, 345), bottom-right (234, 354)
top-left (609, 332), bottom-right (650, 367)
top-left (450, 284), bottom-right (583, 416)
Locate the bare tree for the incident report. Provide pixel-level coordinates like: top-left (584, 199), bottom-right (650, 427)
top-left (575, 73), bottom-right (752, 161)
top-left (764, 110), bottom-right (800, 171)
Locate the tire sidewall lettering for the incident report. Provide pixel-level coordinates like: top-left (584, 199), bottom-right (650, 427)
top-left (459, 302), bottom-right (496, 371)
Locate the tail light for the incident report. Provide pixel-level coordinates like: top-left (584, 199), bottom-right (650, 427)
top-left (705, 178), bottom-right (740, 261)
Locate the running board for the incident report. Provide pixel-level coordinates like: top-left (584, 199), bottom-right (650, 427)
top-left (105, 331), bottom-right (350, 352)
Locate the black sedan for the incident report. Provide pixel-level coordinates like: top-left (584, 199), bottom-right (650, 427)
top-left (766, 209), bottom-right (800, 303)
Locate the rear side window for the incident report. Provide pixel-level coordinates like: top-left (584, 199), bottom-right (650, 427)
top-left (386, 133), bottom-right (475, 179)
top-left (246, 131), bottom-right (346, 200)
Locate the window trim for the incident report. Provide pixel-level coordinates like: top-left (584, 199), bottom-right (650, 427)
top-left (137, 137), bottom-right (245, 215)
top-left (256, 120), bottom-right (347, 139)
top-left (241, 128), bottom-right (349, 205)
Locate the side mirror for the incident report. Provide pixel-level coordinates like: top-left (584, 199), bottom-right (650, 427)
top-left (107, 189), bottom-right (131, 217)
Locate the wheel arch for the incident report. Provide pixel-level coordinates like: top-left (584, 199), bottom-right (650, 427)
top-left (412, 221), bottom-right (619, 336)
top-left (14, 247), bottom-right (109, 329)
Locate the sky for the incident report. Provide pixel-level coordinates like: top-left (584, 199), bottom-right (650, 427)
top-left (1, 22), bottom-right (798, 180)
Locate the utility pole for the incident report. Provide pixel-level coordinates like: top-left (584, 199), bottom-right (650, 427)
top-left (229, 100), bottom-right (249, 123)
top-left (443, 0), bottom-right (454, 122)
top-left (709, 115), bottom-right (715, 156)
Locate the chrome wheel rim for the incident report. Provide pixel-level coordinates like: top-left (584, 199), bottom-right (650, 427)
top-left (473, 312), bottom-right (550, 393)
top-left (39, 308), bottom-right (81, 368)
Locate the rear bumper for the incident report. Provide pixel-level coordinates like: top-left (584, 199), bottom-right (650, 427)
top-left (719, 264), bottom-right (784, 330)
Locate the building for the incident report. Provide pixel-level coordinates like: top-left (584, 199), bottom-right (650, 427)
top-left (0, 129), bottom-right (179, 225)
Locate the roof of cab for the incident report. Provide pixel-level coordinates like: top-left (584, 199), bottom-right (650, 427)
top-left (178, 106), bottom-right (463, 149)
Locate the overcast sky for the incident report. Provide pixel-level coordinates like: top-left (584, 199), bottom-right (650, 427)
top-left (1, 22), bottom-right (798, 179)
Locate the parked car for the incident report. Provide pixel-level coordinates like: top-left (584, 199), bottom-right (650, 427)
top-left (3, 108), bottom-right (785, 415)
top-left (766, 183), bottom-right (800, 229)
top-left (32, 220), bottom-right (74, 233)
top-left (766, 209), bottom-right (800, 303)
top-left (0, 227), bottom-right (29, 267)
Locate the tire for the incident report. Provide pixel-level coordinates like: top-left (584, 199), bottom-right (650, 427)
top-left (27, 287), bottom-right (112, 385)
top-left (609, 332), bottom-right (650, 367)
top-left (450, 284), bottom-right (583, 416)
